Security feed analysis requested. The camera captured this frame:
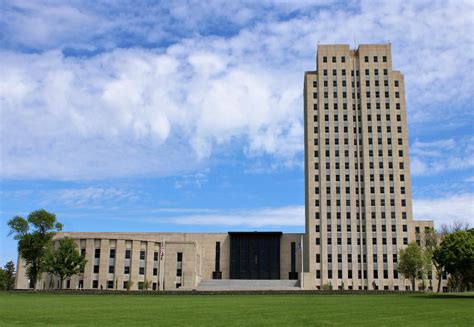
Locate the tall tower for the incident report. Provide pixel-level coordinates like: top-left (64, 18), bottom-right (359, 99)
top-left (304, 44), bottom-right (430, 290)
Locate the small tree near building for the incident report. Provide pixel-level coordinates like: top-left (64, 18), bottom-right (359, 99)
top-left (1, 261), bottom-right (16, 290)
top-left (48, 237), bottom-right (87, 289)
top-left (8, 209), bottom-right (63, 289)
top-left (423, 228), bottom-right (444, 292)
top-left (398, 242), bottom-right (430, 291)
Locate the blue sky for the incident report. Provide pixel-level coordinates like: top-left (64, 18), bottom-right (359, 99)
top-left (1, 0), bottom-right (473, 266)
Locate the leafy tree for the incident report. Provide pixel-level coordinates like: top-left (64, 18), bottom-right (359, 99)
top-left (423, 228), bottom-right (444, 292)
top-left (7, 209), bottom-right (63, 289)
top-left (434, 229), bottom-right (474, 291)
top-left (398, 242), bottom-right (430, 291)
top-left (0, 268), bottom-right (5, 291)
top-left (48, 238), bottom-right (86, 289)
top-left (1, 261), bottom-right (16, 291)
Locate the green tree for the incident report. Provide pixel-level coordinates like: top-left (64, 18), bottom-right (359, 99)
top-left (48, 238), bottom-right (86, 289)
top-left (1, 261), bottom-right (16, 290)
top-left (423, 228), bottom-right (444, 292)
top-left (398, 242), bottom-right (430, 291)
top-left (7, 209), bottom-right (63, 289)
top-left (0, 268), bottom-right (5, 290)
top-left (434, 229), bottom-right (474, 291)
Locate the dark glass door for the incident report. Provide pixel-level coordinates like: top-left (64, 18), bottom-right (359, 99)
top-left (229, 232), bottom-right (281, 279)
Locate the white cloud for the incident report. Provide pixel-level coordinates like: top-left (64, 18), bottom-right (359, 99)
top-left (0, 1), bottom-right (473, 179)
top-left (174, 171), bottom-right (209, 189)
top-left (51, 187), bottom-right (138, 207)
top-left (410, 138), bottom-right (474, 176)
top-left (165, 205), bottom-right (304, 227)
top-left (413, 193), bottom-right (474, 227)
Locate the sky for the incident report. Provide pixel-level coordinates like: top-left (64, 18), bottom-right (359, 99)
top-left (0, 0), bottom-right (473, 266)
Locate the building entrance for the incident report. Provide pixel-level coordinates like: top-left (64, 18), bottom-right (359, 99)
top-left (229, 232), bottom-right (281, 279)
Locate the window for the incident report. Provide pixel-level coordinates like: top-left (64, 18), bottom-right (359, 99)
top-left (81, 248), bottom-right (86, 257)
top-left (338, 270), bottom-right (343, 279)
top-left (153, 268), bottom-right (158, 276)
top-left (139, 267), bottom-right (145, 275)
top-left (177, 252), bottom-right (183, 262)
top-left (373, 270), bottom-right (378, 279)
top-left (92, 280), bottom-right (99, 289)
top-left (364, 56), bottom-right (369, 62)
top-left (316, 270), bottom-right (321, 279)
top-left (124, 266), bottom-right (130, 274)
top-left (394, 80), bottom-right (399, 87)
top-left (332, 56), bottom-right (336, 63)
top-left (328, 270), bottom-right (333, 279)
top-left (384, 270), bottom-right (389, 279)
top-left (125, 249), bottom-right (131, 259)
top-left (94, 248), bottom-right (101, 259)
top-left (323, 56), bottom-right (327, 63)
top-left (93, 265), bottom-right (99, 273)
top-left (177, 269), bottom-right (182, 277)
top-left (341, 56), bottom-right (345, 63)
top-left (316, 254), bottom-right (321, 263)
top-left (154, 251), bottom-right (159, 261)
top-left (383, 56), bottom-right (387, 62)
top-left (374, 56), bottom-right (378, 62)
top-left (109, 249), bottom-right (116, 259)
top-left (107, 280), bottom-right (114, 289)
top-left (108, 265), bottom-right (114, 273)
top-left (140, 250), bottom-right (146, 260)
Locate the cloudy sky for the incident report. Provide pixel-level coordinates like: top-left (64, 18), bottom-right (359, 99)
top-left (1, 0), bottom-right (473, 265)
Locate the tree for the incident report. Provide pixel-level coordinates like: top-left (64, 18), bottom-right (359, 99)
top-left (48, 238), bottom-right (86, 289)
top-left (423, 228), bottom-right (444, 292)
top-left (7, 209), bottom-right (63, 289)
top-left (398, 242), bottom-right (430, 291)
top-left (0, 261), bottom-right (16, 291)
top-left (434, 229), bottom-right (474, 291)
top-left (0, 268), bottom-right (5, 291)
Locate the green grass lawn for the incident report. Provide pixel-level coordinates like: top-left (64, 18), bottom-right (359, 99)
top-left (0, 293), bottom-right (473, 326)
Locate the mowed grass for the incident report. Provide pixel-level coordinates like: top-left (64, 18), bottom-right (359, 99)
top-left (0, 293), bottom-right (473, 326)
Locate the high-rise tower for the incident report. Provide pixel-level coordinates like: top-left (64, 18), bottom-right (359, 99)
top-left (304, 44), bottom-right (433, 290)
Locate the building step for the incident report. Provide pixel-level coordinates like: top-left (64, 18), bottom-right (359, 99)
top-left (197, 279), bottom-right (300, 291)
